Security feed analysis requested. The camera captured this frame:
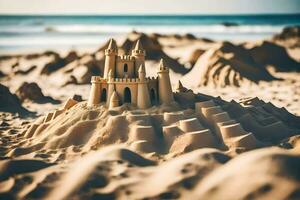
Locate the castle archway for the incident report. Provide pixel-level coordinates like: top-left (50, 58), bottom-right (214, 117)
top-left (124, 87), bottom-right (131, 103)
top-left (100, 88), bottom-right (107, 102)
top-left (150, 88), bottom-right (156, 105)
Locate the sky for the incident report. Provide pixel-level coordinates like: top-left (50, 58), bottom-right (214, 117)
top-left (0, 0), bottom-right (300, 15)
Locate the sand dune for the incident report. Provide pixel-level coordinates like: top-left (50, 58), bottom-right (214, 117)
top-left (1, 30), bottom-right (300, 200)
top-left (249, 41), bottom-right (300, 72)
top-left (182, 42), bottom-right (276, 87)
top-left (0, 84), bottom-right (31, 114)
top-left (273, 26), bottom-right (300, 49)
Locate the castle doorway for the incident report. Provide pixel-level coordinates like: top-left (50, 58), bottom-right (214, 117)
top-left (150, 88), bottom-right (156, 105)
top-left (124, 87), bottom-right (131, 103)
top-left (100, 88), bottom-right (107, 102)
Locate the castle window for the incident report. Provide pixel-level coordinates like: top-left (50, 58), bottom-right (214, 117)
top-left (124, 87), bottom-right (131, 103)
top-left (124, 63), bottom-right (128, 72)
top-left (100, 88), bottom-right (107, 102)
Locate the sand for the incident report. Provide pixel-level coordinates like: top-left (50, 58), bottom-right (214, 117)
top-left (1, 27), bottom-right (300, 199)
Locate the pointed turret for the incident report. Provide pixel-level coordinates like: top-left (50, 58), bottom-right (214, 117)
top-left (134, 40), bottom-right (143, 51)
top-left (132, 39), bottom-right (146, 76)
top-left (157, 59), bottom-right (174, 104)
top-left (158, 58), bottom-right (168, 72)
top-left (109, 91), bottom-right (119, 109)
top-left (107, 38), bottom-right (118, 50)
top-left (103, 38), bottom-right (118, 79)
top-left (175, 80), bottom-right (187, 93)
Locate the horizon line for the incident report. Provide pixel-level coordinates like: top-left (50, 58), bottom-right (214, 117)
top-left (1, 12), bottom-right (300, 16)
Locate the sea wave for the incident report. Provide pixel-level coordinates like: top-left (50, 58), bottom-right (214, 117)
top-left (0, 24), bottom-right (285, 35)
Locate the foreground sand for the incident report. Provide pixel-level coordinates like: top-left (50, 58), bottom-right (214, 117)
top-left (1, 28), bottom-right (300, 199)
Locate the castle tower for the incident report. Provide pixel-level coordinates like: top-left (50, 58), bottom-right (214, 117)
top-left (103, 38), bottom-right (118, 79)
top-left (132, 40), bottom-right (145, 76)
top-left (137, 65), bottom-right (151, 109)
top-left (106, 70), bottom-right (115, 106)
top-left (87, 76), bottom-right (101, 106)
top-left (157, 59), bottom-right (174, 104)
top-left (109, 91), bottom-right (120, 109)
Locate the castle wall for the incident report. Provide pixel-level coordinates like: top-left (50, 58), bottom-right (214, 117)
top-left (111, 79), bottom-right (139, 105)
top-left (116, 56), bottom-right (135, 78)
top-left (147, 77), bottom-right (158, 105)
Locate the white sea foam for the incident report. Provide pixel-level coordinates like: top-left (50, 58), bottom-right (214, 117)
top-left (0, 24), bottom-right (284, 35)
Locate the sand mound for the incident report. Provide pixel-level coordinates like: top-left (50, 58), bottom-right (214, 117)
top-left (249, 41), bottom-right (300, 72)
top-left (27, 147), bottom-right (229, 200)
top-left (182, 42), bottom-right (276, 87)
top-left (52, 54), bottom-right (103, 85)
top-left (0, 159), bottom-right (53, 181)
top-left (0, 84), bottom-right (30, 114)
top-left (16, 82), bottom-right (60, 104)
top-left (192, 148), bottom-right (300, 200)
top-left (9, 91), bottom-right (298, 159)
top-left (41, 51), bottom-right (79, 75)
top-left (273, 26), bottom-right (300, 48)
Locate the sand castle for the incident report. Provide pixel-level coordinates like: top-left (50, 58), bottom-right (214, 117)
top-left (87, 38), bottom-right (174, 109)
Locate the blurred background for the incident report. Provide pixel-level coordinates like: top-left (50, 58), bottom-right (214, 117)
top-left (0, 0), bottom-right (300, 54)
top-left (0, 0), bottom-right (300, 116)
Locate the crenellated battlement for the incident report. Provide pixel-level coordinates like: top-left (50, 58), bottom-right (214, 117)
top-left (105, 49), bottom-right (117, 55)
top-left (109, 77), bottom-right (141, 83)
top-left (146, 76), bottom-right (158, 81)
top-left (132, 49), bottom-right (146, 55)
top-left (117, 55), bottom-right (135, 61)
top-left (91, 76), bottom-right (107, 83)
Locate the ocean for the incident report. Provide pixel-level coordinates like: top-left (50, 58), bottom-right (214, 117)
top-left (0, 14), bottom-right (300, 54)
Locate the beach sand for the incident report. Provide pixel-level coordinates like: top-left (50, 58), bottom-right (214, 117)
top-left (0, 28), bottom-right (300, 199)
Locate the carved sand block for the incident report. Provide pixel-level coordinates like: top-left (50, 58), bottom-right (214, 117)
top-left (259, 116), bottom-right (278, 125)
top-left (169, 129), bottom-right (216, 153)
top-left (52, 109), bottom-right (65, 120)
top-left (163, 112), bottom-right (184, 124)
top-left (130, 125), bottom-right (156, 143)
top-left (162, 124), bottom-right (183, 145)
top-left (179, 118), bottom-right (204, 132)
top-left (106, 115), bottom-right (127, 128)
top-left (126, 113), bottom-right (151, 124)
top-left (200, 106), bottom-right (223, 125)
top-left (211, 112), bottom-right (232, 140)
top-left (24, 124), bottom-right (40, 138)
top-left (219, 123), bottom-right (249, 140)
top-left (32, 123), bottom-right (50, 138)
top-left (44, 112), bottom-right (54, 123)
top-left (238, 113), bottom-right (291, 141)
top-left (195, 100), bottom-right (215, 114)
top-left (130, 140), bottom-right (154, 153)
top-left (63, 98), bottom-right (78, 110)
top-left (225, 133), bottom-right (259, 150)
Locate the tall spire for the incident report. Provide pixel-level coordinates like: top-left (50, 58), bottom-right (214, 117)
top-left (176, 80), bottom-right (183, 90)
top-left (175, 80), bottom-right (187, 93)
top-left (107, 38), bottom-right (117, 50)
top-left (134, 40), bottom-right (143, 51)
top-left (158, 58), bottom-right (168, 71)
